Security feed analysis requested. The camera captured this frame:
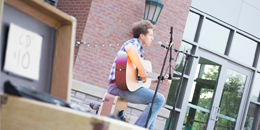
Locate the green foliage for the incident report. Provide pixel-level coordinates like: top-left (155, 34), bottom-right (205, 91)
top-left (215, 72), bottom-right (245, 129)
top-left (191, 65), bottom-right (247, 130)
top-left (203, 66), bottom-right (219, 80)
top-left (172, 58), bottom-right (249, 129)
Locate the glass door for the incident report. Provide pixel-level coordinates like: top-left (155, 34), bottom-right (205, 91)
top-left (183, 50), bottom-right (224, 130)
top-left (208, 62), bottom-right (252, 130)
top-left (183, 49), bottom-right (252, 130)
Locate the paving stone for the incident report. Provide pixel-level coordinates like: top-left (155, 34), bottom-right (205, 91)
top-left (75, 92), bottom-right (86, 100)
top-left (157, 116), bottom-right (166, 121)
top-left (128, 115), bottom-right (138, 125)
top-left (71, 90), bottom-right (76, 97)
top-left (154, 119), bottom-right (166, 130)
top-left (85, 95), bottom-right (99, 101)
top-left (131, 109), bottom-right (143, 117)
top-left (70, 97), bottom-right (83, 103)
top-left (126, 107), bottom-right (131, 114)
top-left (84, 99), bottom-right (100, 105)
top-left (127, 103), bottom-right (138, 108)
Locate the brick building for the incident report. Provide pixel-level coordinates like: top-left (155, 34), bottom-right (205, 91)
top-left (56, 0), bottom-right (260, 129)
top-left (57, 0), bottom-right (190, 129)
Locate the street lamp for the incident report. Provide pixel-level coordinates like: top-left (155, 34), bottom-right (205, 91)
top-left (144, 0), bottom-right (164, 25)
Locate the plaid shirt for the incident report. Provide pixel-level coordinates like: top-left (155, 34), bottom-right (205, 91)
top-left (108, 38), bottom-right (143, 82)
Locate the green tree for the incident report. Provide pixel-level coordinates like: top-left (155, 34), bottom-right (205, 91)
top-left (193, 65), bottom-right (219, 130)
top-left (194, 66), bottom-right (247, 130)
top-left (216, 72), bottom-right (245, 129)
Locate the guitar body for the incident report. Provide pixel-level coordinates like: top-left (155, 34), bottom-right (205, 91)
top-left (115, 52), bottom-right (152, 91)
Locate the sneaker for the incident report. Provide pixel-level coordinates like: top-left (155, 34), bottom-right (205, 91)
top-left (89, 103), bottom-right (100, 110)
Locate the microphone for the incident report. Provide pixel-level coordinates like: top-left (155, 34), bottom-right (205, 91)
top-left (157, 41), bottom-right (169, 49)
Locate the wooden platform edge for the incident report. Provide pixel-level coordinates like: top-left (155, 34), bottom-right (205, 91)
top-left (0, 94), bottom-right (147, 130)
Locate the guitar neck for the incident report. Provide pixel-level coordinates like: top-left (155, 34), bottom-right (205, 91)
top-left (147, 72), bottom-right (158, 79)
top-left (147, 72), bottom-right (180, 80)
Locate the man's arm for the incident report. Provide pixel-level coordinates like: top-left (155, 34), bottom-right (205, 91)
top-left (125, 44), bottom-right (147, 83)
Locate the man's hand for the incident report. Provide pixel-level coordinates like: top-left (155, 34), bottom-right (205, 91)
top-left (151, 75), bottom-right (172, 84)
top-left (139, 69), bottom-right (148, 83)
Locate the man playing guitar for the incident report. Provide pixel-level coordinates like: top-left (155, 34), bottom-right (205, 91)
top-left (107, 20), bottom-right (165, 130)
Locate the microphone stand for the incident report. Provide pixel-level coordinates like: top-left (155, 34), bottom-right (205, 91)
top-left (145, 26), bottom-right (174, 128)
top-left (166, 50), bottom-right (198, 130)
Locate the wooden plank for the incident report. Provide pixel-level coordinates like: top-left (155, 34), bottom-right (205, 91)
top-left (4, 0), bottom-right (74, 29)
top-left (1, 95), bottom-right (93, 130)
top-left (51, 22), bottom-right (76, 101)
top-left (0, 94), bottom-right (147, 130)
top-left (98, 93), bottom-right (117, 116)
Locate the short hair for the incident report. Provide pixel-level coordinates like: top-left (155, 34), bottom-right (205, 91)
top-left (132, 20), bottom-right (154, 38)
top-left (187, 117), bottom-right (193, 123)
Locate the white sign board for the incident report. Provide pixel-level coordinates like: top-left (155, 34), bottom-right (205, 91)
top-left (4, 23), bottom-right (43, 80)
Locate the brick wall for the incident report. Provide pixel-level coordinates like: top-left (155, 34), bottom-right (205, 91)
top-left (57, 0), bottom-right (93, 64)
top-left (57, 0), bottom-right (192, 100)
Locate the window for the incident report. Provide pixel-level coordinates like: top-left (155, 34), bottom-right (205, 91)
top-left (243, 103), bottom-right (260, 130)
top-left (183, 12), bottom-right (200, 42)
top-left (229, 33), bottom-right (257, 66)
top-left (166, 74), bottom-right (187, 108)
top-left (251, 72), bottom-right (260, 102)
top-left (199, 19), bottom-right (230, 54)
top-left (175, 41), bottom-right (193, 75)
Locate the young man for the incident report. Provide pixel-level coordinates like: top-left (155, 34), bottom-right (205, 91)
top-left (183, 117), bottom-right (194, 130)
top-left (107, 20), bottom-right (165, 129)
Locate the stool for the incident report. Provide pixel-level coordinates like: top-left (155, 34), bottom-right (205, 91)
top-left (98, 93), bottom-right (128, 117)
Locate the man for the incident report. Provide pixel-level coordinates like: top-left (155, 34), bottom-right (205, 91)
top-left (107, 20), bottom-right (165, 130)
top-left (183, 117), bottom-right (194, 130)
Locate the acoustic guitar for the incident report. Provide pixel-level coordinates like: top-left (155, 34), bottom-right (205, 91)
top-left (115, 52), bottom-right (162, 91)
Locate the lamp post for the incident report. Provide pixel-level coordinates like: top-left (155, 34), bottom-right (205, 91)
top-left (144, 0), bottom-right (164, 25)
